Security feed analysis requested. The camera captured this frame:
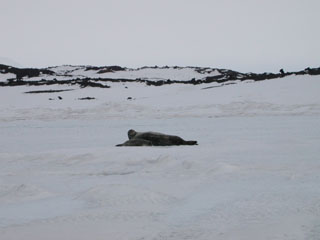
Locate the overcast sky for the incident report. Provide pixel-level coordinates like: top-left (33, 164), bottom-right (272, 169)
top-left (1, 0), bottom-right (319, 72)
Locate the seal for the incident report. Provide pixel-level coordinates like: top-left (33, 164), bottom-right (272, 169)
top-left (116, 138), bottom-right (153, 147)
top-left (127, 129), bottom-right (197, 146)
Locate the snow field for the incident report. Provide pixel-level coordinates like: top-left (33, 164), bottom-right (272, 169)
top-left (0, 74), bottom-right (320, 239)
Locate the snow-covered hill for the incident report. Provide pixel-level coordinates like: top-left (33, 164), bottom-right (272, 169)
top-left (0, 64), bottom-right (320, 240)
top-left (0, 64), bottom-right (234, 83)
top-left (1, 64), bottom-right (319, 87)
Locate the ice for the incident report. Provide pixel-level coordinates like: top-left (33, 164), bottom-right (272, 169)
top-left (0, 74), bottom-right (320, 239)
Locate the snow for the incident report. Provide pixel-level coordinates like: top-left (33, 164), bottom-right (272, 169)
top-left (0, 72), bottom-right (16, 82)
top-left (85, 67), bottom-right (221, 81)
top-left (48, 65), bottom-right (85, 75)
top-left (24, 75), bottom-right (84, 81)
top-left (38, 66), bottom-right (221, 81)
top-left (0, 74), bottom-right (320, 239)
top-left (1, 75), bottom-right (319, 121)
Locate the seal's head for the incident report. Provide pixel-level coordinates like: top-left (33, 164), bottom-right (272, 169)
top-left (128, 129), bottom-right (137, 139)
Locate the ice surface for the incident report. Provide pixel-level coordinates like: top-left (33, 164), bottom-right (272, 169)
top-left (0, 74), bottom-right (320, 239)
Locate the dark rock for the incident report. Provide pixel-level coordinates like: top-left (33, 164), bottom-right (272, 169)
top-left (78, 97), bottom-right (95, 100)
top-left (306, 67), bottom-right (320, 75)
top-left (85, 65), bottom-right (125, 72)
top-left (78, 79), bottom-right (110, 88)
top-left (25, 89), bottom-right (74, 94)
top-left (0, 64), bottom-right (54, 80)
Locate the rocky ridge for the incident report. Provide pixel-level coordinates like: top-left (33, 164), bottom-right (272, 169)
top-left (0, 64), bottom-right (319, 88)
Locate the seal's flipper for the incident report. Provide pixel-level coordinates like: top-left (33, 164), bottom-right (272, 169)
top-left (116, 139), bottom-right (153, 147)
top-left (184, 140), bottom-right (198, 145)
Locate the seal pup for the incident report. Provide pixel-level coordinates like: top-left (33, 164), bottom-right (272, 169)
top-left (116, 138), bottom-right (153, 147)
top-left (127, 129), bottom-right (197, 146)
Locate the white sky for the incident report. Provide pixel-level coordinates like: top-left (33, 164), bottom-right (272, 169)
top-left (1, 0), bottom-right (319, 72)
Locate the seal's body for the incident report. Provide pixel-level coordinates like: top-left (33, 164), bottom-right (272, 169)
top-left (116, 138), bottom-right (153, 147)
top-left (127, 129), bottom-right (197, 146)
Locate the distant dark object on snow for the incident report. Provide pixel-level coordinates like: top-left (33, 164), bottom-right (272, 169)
top-left (58, 96), bottom-right (63, 100)
top-left (279, 69), bottom-right (285, 75)
top-left (78, 97), bottom-right (96, 100)
top-left (116, 129), bottom-right (198, 147)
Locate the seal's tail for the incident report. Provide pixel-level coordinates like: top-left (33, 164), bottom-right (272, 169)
top-left (184, 140), bottom-right (198, 145)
